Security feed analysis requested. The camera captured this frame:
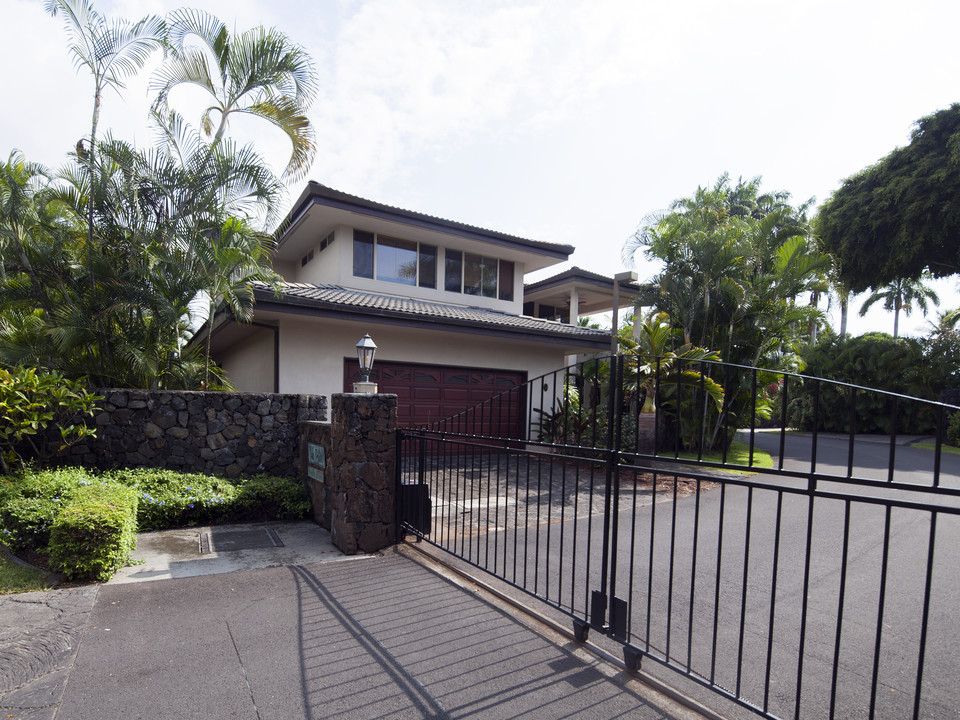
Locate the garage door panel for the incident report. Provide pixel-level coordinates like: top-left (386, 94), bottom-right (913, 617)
top-left (443, 388), bottom-right (470, 402)
top-left (413, 387), bottom-right (441, 401)
top-left (344, 359), bottom-right (525, 436)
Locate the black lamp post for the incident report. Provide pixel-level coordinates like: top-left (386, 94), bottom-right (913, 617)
top-left (354, 334), bottom-right (378, 392)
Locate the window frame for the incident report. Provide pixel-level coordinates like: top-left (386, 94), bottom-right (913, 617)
top-left (353, 230), bottom-right (515, 301)
top-left (352, 230), bottom-right (437, 289)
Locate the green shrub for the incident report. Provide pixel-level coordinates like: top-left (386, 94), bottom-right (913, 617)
top-left (791, 333), bottom-right (937, 434)
top-left (100, 468), bottom-right (309, 529)
top-left (948, 410), bottom-right (960, 447)
top-left (231, 475), bottom-right (311, 522)
top-left (103, 468), bottom-right (241, 531)
top-left (48, 483), bottom-right (138, 582)
top-left (0, 367), bottom-right (101, 474)
top-left (1, 466), bottom-right (310, 572)
top-left (0, 467), bottom-right (86, 551)
top-left (920, 329), bottom-right (960, 393)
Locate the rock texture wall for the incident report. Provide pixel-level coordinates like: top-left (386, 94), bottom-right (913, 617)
top-left (62, 390), bottom-right (327, 478)
top-left (306, 394), bottom-right (397, 554)
top-left (300, 421), bottom-right (332, 527)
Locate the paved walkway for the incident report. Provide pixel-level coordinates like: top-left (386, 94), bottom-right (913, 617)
top-left (1, 523), bottom-right (706, 720)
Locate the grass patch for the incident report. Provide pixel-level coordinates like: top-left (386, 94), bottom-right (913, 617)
top-left (0, 548), bottom-right (51, 595)
top-left (658, 440), bottom-right (773, 474)
top-left (911, 442), bottom-right (960, 456)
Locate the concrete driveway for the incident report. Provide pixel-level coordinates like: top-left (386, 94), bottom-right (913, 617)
top-left (1, 523), bottom-right (707, 720)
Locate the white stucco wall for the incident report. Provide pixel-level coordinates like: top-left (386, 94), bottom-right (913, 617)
top-left (218, 326), bottom-right (275, 393)
top-left (284, 224), bottom-right (525, 315)
top-left (271, 315), bottom-right (574, 403)
top-left (290, 225), bottom-right (348, 285)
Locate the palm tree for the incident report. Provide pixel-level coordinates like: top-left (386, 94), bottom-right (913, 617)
top-left (90, 131), bottom-right (282, 386)
top-left (623, 315), bottom-right (724, 411)
top-left (5, 4), bottom-right (306, 390)
top-left (925, 308), bottom-right (960, 336)
top-left (151, 8), bottom-right (318, 182)
top-left (858, 276), bottom-right (940, 339)
top-left (625, 175), bottom-right (831, 367)
top-left (192, 217), bottom-right (280, 386)
top-left (44, 0), bottom-right (165, 284)
top-left (619, 315), bottom-right (724, 452)
top-left (0, 151), bottom-right (56, 289)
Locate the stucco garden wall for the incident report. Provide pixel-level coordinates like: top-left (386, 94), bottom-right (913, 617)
top-left (60, 389), bottom-right (327, 478)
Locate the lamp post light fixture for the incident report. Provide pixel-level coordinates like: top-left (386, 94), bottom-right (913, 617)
top-left (353, 334), bottom-right (378, 393)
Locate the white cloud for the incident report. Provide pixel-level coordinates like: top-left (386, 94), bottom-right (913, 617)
top-left (6, 0), bottom-right (960, 336)
top-left (310, 0), bottom-right (665, 194)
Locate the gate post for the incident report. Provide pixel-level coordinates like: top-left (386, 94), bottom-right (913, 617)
top-left (324, 393), bottom-right (398, 554)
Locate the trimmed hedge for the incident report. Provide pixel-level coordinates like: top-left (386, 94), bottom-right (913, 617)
top-left (48, 483), bottom-right (138, 582)
top-left (0, 467), bottom-right (86, 552)
top-left (0, 467), bottom-right (311, 581)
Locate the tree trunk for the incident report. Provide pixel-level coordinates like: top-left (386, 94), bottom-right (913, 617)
top-left (87, 86), bottom-right (102, 290)
top-left (809, 290), bottom-right (820, 343)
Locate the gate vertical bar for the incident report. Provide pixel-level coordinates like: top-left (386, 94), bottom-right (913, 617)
top-left (591, 353), bottom-right (622, 630)
top-left (609, 354), bottom-right (627, 640)
top-left (395, 428), bottom-right (404, 542)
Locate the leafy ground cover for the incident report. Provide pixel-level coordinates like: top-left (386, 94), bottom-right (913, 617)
top-left (0, 466), bottom-right (310, 589)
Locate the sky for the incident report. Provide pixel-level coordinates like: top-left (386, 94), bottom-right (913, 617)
top-left (4, 0), bottom-right (960, 338)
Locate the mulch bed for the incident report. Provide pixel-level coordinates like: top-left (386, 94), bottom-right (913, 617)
top-left (630, 472), bottom-right (719, 496)
top-left (559, 458), bottom-right (720, 497)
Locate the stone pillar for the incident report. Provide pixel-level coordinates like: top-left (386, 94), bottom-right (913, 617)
top-left (325, 393), bottom-right (398, 554)
top-left (300, 421), bottom-right (332, 528)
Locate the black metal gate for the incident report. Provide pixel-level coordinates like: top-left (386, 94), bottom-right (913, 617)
top-left (397, 354), bottom-right (960, 720)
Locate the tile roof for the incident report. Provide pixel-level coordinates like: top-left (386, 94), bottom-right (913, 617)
top-left (254, 282), bottom-right (610, 345)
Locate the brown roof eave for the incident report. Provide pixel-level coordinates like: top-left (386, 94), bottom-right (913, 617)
top-left (274, 182), bottom-right (574, 260)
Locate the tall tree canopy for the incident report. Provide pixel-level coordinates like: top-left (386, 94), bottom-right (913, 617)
top-left (0, 1), bottom-right (310, 390)
top-left (622, 174), bottom-right (833, 449)
top-left (817, 104), bottom-right (960, 293)
top-left (623, 174), bottom-right (832, 368)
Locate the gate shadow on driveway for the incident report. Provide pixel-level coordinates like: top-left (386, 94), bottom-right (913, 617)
top-left (289, 551), bottom-right (697, 719)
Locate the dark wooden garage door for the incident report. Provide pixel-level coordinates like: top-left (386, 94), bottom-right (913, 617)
top-left (344, 359), bottom-right (525, 436)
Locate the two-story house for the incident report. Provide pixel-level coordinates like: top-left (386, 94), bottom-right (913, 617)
top-left (207, 183), bottom-right (632, 428)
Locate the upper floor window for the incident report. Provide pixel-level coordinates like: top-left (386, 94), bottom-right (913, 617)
top-left (445, 250), bottom-right (514, 301)
top-left (353, 230), bottom-right (436, 289)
